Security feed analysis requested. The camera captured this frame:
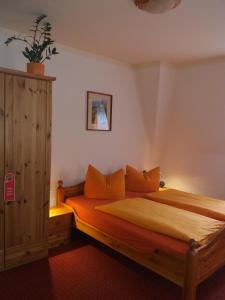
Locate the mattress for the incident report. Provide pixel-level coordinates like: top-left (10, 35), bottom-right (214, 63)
top-left (66, 194), bottom-right (189, 256)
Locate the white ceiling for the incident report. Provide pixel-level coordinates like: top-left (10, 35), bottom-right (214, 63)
top-left (0, 0), bottom-right (225, 64)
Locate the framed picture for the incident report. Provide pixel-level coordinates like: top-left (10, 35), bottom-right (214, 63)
top-left (86, 91), bottom-right (112, 131)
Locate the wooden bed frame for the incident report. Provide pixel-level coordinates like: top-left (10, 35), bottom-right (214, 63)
top-left (57, 180), bottom-right (225, 300)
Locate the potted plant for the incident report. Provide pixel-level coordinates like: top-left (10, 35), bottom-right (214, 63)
top-left (5, 14), bottom-right (59, 75)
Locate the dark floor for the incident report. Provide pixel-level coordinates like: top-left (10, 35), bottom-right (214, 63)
top-left (0, 233), bottom-right (225, 300)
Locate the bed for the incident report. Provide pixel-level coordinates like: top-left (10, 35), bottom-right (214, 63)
top-left (57, 180), bottom-right (225, 300)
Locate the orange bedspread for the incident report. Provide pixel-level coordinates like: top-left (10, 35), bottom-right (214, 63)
top-left (146, 189), bottom-right (225, 221)
top-left (96, 198), bottom-right (225, 245)
top-left (66, 194), bottom-right (189, 256)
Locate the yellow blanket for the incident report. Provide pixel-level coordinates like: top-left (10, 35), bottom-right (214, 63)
top-left (95, 198), bottom-right (225, 245)
top-left (146, 189), bottom-right (225, 221)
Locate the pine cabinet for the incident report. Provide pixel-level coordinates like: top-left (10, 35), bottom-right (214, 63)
top-left (0, 67), bottom-right (55, 270)
top-left (0, 73), bottom-right (4, 271)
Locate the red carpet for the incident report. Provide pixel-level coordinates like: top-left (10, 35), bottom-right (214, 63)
top-left (0, 234), bottom-right (225, 300)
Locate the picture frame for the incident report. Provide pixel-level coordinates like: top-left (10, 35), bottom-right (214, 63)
top-left (86, 91), bottom-right (112, 131)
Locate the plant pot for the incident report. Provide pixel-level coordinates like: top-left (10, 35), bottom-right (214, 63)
top-left (27, 63), bottom-right (45, 75)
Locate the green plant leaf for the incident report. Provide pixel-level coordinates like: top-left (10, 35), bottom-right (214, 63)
top-left (5, 14), bottom-right (58, 63)
top-left (22, 51), bottom-right (31, 61)
top-left (35, 14), bottom-right (47, 25)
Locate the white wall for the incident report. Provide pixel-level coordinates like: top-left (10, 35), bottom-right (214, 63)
top-left (135, 62), bottom-right (176, 172)
top-left (152, 63), bottom-right (176, 167)
top-left (136, 59), bottom-right (225, 200)
top-left (135, 63), bottom-right (160, 162)
top-left (163, 59), bottom-right (225, 199)
top-left (0, 27), bottom-right (150, 206)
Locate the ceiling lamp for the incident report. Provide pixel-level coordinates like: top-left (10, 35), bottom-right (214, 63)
top-left (134, 0), bottom-right (181, 14)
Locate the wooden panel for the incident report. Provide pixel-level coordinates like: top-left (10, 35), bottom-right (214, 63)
top-left (48, 231), bottom-right (71, 249)
top-left (0, 73), bottom-right (4, 271)
top-left (49, 214), bottom-right (72, 234)
top-left (4, 75), bottom-right (49, 268)
top-left (48, 209), bottom-right (72, 249)
top-left (49, 205), bottom-right (74, 217)
top-left (76, 218), bottom-right (185, 286)
top-left (0, 67), bottom-right (56, 82)
top-left (43, 81), bottom-right (52, 241)
top-left (198, 229), bottom-right (225, 283)
top-left (0, 191), bottom-right (4, 271)
top-left (4, 241), bottom-right (48, 270)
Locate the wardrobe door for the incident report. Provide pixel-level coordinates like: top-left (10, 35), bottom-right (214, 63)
top-left (0, 73), bottom-right (4, 271)
top-left (4, 75), bottom-right (50, 269)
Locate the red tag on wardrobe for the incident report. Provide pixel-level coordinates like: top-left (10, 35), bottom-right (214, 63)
top-left (4, 172), bottom-right (15, 202)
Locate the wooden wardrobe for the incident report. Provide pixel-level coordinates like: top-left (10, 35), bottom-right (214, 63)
top-left (0, 67), bottom-right (55, 270)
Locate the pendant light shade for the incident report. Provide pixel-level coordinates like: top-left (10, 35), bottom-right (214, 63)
top-left (134, 0), bottom-right (181, 14)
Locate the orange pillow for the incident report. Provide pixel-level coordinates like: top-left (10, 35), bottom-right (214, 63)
top-left (125, 165), bottom-right (160, 192)
top-left (84, 165), bottom-right (125, 200)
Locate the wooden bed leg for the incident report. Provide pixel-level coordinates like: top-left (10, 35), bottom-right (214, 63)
top-left (183, 239), bottom-right (199, 300)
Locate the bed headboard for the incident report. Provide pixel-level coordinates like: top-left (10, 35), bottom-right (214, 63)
top-left (56, 180), bottom-right (85, 206)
